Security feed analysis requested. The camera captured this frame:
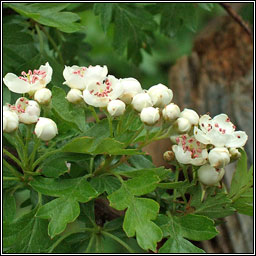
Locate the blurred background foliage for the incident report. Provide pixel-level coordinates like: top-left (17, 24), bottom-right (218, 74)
top-left (3, 2), bottom-right (253, 105)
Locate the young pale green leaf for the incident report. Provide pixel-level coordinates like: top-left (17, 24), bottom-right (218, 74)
top-left (229, 149), bottom-right (253, 199)
top-left (52, 86), bottom-right (86, 132)
top-left (197, 3), bottom-right (215, 11)
top-left (90, 175), bottom-right (121, 195)
top-left (93, 3), bottom-right (114, 33)
top-left (3, 191), bottom-right (16, 224)
top-left (159, 236), bottom-right (205, 253)
top-left (36, 197), bottom-right (80, 238)
top-left (3, 207), bottom-right (55, 252)
top-left (108, 174), bottom-right (162, 251)
top-left (231, 188), bottom-right (253, 216)
top-left (189, 185), bottom-right (235, 219)
top-left (29, 176), bottom-right (98, 202)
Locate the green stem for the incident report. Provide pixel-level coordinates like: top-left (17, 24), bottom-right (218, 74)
top-left (172, 168), bottom-right (179, 211)
top-left (124, 125), bottom-right (144, 147)
top-left (35, 23), bottom-right (44, 53)
top-left (182, 165), bottom-right (189, 181)
top-left (48, 227), bottom-right (95, 253)
top-left (89, 106), bottom-right (100, 123)
top-left (3, 148), bottom-right (22, 168)
top-left (3, 176), bottom-right (20, 181)
top-left (101, 231), bottom-right (135, 253)
top-left (37, 192), bottom-right (42, 207)
top-left (3, 159), bottom-right (22, 178)
top-left (85, 234), bottom-right (96, 253)
top-left (40, 26), bottom-right (64, 65)
top-left (15, 130), bottom-right (25, 163)
top-left (24, 124), bottom-right (33, 166)
top-left (104, 110), bottom-right (113, 137)
top-left (32, 148), bottom-right (62, 171)
top-left (29, 137), bottom-right (41, 165)
top-left (89, 157), bottom-right (94, 174)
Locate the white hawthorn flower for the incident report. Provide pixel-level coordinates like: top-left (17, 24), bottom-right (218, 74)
top-left (131, 92), bottom-right (153, 112)
top-left (162, 103), bottom-right (180, 122)
top-left (34, 117), bottom-right (58, 141)
top-left (107, 99), bottom-right (126, 117)
top-left (208, 147), bottom-right (230, 168)
top-left (197, 164), bottom-right (225, 186)
top-left (176, 117), bottom-right (192, 133)
top-left (3, 62), bottom-right (52, 94)
top-left (66, 89), bottom-right (83, 104)
top-left (180, 108), bottom-right (199, 125)
top-left (194, 114), bottom-right (248, 148)
top-left (172, 134), bottom-right (208, 166)
top-left (83, 75), bottom-right (124, 107)
top-left (3, 107), bottom-right (19, 133)
top-left (14, 98), bottom-right (40, 124)
top-left (63, 65), bottom-right (88, 90)
top-left (34, 88), bottom-right (52, 105)
top-left (140, 107), bottom-right (160, 126)
top-left (119, 78), bottom-right (143, 104)
top-left (148, 84), bottom-right (173, 108)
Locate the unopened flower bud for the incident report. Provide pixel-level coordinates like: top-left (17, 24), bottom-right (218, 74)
top-left (119, 78), bottom-right (142, 104)
top-left (198, 164), bottom-right (225, 186)
top-left (140, 107), bottom-right (160, 125)
top-left (131, 92), bottom-right (153, 112)
top-left (34, 88), bottom-right (52, 105)
top-left (208, 147), bottom-right (230, 168)
top-left (176, 117), bottom-right (192, 133)
top-left (229, 147), bottom-right (241, 160)
top-left (148, 84), bottom-right (173, 108)
top-left (107, 100), bottom-right (126, 117)
top-left (163, 150), bottom-right (175, 162)
top-left (34, 117), bottom-right (58, 141)
top-left (3, 110), bottom-right (19, 133)
top-left (162, 103), bottom-right (180, 122)
top-left (180, 108), bottom-right (199, 125)
top-left (66, 89), bottom-right (83, 104)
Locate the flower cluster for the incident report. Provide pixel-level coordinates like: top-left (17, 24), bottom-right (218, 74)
top-left (170, 113), bottom-right (248, 186)
top-left (3, 63), bottom-right (57, 141)
top-left (3, 63), bottom-right (248, 187)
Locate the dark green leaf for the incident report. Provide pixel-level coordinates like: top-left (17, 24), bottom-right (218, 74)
top-left (94, 3), bottom-right (114, 33)
top-left (197, 3), bottom-right (215, 11)
top-left (3, 191), bottom-right (16, 224)
top-left (3, 208), bottom-right (55, 252)
top-left (232, 188), bottom-right (253, 216)
top-left (108, 174), bottom-right (162, 251)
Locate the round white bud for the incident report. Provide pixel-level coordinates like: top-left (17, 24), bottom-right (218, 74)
top-left (34, 117), bottom-right (58, 141)
top-left (208, 147), bottom-right (230, 168)
top-left (180, 108), bottom-right (199, 125)
top-left (148, 84), bottom-right (173, 108)
top-left (3, 110), bottom-right (19, 133)
top-left (66, 89), bottom-right (83, 104)
top-left (198, 164), bottom-right (225, 186)
top-left (162, 103), bottom-right (180, 121)
top-left (176, 117), bottom-right (192, 133)
top-left (119, 78), bottom-right (143, 104)
top-left (140, 107), bottom-right (160, 126)
top-left (107, 100), bottom-right (126, 117)
top-left (34, 88), bottom-right (52, 105)
top-left (131, 92), bottom-right (153, 112)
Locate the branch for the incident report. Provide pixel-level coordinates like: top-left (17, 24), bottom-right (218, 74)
top-left (219, 3), bottom-right (252, 38)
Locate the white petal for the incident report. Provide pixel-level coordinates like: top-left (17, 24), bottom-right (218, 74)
top-left (3, 73), bottom-right (30, 93)
top-left (226, 131), bottom-right (248, 148)
top-left (207, 128), bottom-right (229, 147)
top-left (194, 126), bottom-right (211, 144)
top-left (108, 75), bottom-right (124, 100)
top-left (199, 114), bottom-right (212, 133)
top-left (213, 113), bottom-right (235, 133)
top-left (39, 62), bottom-right (53, 85)
top-left (83, 90), bottom-right (109, 107)
top-left (172, 145), bottom-right (192, 165)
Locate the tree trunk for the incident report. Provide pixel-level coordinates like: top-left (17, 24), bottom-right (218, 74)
top-left (144, 15), bottom-right (253, 253)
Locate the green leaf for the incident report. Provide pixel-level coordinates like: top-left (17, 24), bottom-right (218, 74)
top-left (3, 208), bottom-right (55, 253)
top-left (197, 3), bottom-right (215, 11)
top-left (62, 136), bottom-right (141, 155)
top-left (229, 149), bottom-right (253, 198)
top-left (108, 173), bottom-right (162, 251)
top-left (232, 188), bottom-right (253, 216)
top-left (128, 154), bottom-right (155, 169)
top-left (52, 86), bottom-right (86, 132)
top-left (3, 85), bottom-right (11, 105)
top-left (157, 180), bottom-right (189, 189)
top-left (3, 191), bottom-right (16, 224)
top-left (189, 185), bottom-right (235, 219)
top-left (36, 197), bottom-right (80, 238)
top-left (90, 175), bottom-right (121, 195)
top-left (159, 236), bottom-right (205, 253)
top-left (94, 3), bottom-right (114, 33)
top-left (30, 176), bottom-right (98, 202)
